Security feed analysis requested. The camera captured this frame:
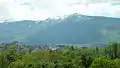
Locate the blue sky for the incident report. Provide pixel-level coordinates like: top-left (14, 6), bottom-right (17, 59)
top-left (0, 0), bottom-right (120, 21)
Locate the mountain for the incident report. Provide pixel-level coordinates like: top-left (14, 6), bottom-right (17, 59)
top-left (0, 13), bottom-right (120, 46)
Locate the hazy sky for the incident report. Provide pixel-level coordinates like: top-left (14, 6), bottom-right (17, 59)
top-left (0, 0), bottom-right (120, 21)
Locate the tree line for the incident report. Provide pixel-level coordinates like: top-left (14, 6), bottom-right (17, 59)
top-left (0, 43), bottom-right (120, 68)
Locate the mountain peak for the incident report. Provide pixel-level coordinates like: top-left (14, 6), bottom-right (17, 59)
top-left (0, 14), bottom-right (120, 44)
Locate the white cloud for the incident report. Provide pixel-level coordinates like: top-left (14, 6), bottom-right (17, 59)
top-left (0, 1), bottom-right (13, 21)
top-left (0, 0), bottom-right (120, 21)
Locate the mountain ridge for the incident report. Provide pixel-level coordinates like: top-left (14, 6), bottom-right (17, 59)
top-left (0, 13), bottom-right (120, 46)
top-left (1, 13), bottom-right (120, 23)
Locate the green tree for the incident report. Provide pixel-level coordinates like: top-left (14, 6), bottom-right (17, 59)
top-left (105, 43), bottom-right (120, 59)
top-left (0, 52), bottom-right (9, 68)
top-left (90, 57), bottom-right (115, 68)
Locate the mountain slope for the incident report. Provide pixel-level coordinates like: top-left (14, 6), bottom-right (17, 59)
top-left (0, 13), bottom-right (120, 45)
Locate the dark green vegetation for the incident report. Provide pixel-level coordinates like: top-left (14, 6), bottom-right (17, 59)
top-left (0, 13), bottom-right (120, 45)
top-left (1, 42), bottom-right (120, 68)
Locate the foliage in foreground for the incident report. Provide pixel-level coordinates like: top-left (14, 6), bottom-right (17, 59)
top-left (0, 43), bottom-right (120, 68)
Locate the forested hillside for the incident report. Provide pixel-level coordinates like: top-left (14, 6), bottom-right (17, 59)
top-left (0, 42), bottom-right (120, 68)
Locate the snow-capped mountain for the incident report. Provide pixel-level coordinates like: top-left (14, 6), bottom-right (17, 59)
top-left (0, 13), bottom-right (120, 46)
